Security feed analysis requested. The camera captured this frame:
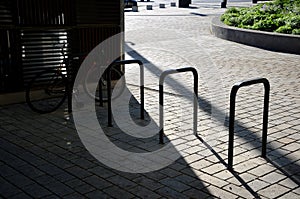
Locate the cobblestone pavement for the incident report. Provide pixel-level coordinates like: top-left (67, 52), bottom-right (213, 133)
top-left (1, 1), bottom-right (300, 198)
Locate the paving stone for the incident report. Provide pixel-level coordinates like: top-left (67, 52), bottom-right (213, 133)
top-left (239, 173), bottom-right (258, 183)
top-left (142, 171), bottom-right (167, 181)
top-left (6, 173), bottom-right (34, 188)
top-left (204, 185), bottom-right (238, 199)
top-left (279, 178), bottom-right (299, 189)
top-left (160, 177), bottom-right (190, 192)
top-left (66, 166), bottom-right (92, 179)
top-left (183, 154), bottom-right (203, 164)
top-left (65, 178), bottom-right (86, 189)
top-left (258, 184), bottom-right (290, 198)
top-left (201, 163), bottom-right (227, 175)
top-left (83, 175), bottom-right (112, 189)
top-left (247, 164), bottom-right (276, 177)
top-left (0, 177), bottom-right (23, 198)
top-left (128, 185), bottom-right (161, 198)
top-left (23, 183), bottom-right (52, 198)
top-left (223, 184), bottom-right (255, 199)
top-left (0, 164), bottom-right (19, 177)
top-left (53, 171), bottom-right (76, 183)
top-left (17, 164), bottom-right (45, 178)
top-left (214, 170), bottom-right (233, 181)
top-left (247, 179), bottom-right (270, 192)
top-left (133, 176), bottom-right (163, 190)
top-left (0, 2), bottom-right (300, 199)
top-left (103, 186), bottom-right (135, 199)
top-left (292, 187), bottom-right (300, 195)
top-left (35, 174), bottom-right (57, 185)
top-left (38, 164), bottom-right (65, 176)
top-left (182, 188), bottom-right (210, 199)
top-left (260, 172), bottom-right (287, 184)
top-left (279, 191), bottom-right (300, 199)
top-left (73, 183), bottom-right (96, 195)
top-left (198, 172), bottom-right (229, 188)
top-left (44, 181), bottom-right (74, 197)
top-left (159, 167), bottom-right (181, 178)
top-left (85, 190), bottom-right (109, 199)
top-left (9, 192), bottom-right (34, 199)
top-left (174, 174), bottom-right (197, 184)
top-left (156, 186), bottom-right (189, 199)
top-left (106, 175), bottom-right (137, 189)
top-left (88, 166), bottom-right (116, 178)
top-left (190, 159), bottom-right (213, 170)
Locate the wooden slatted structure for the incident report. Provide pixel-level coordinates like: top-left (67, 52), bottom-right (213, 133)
top-left (0, 0), bottom-right (123, 94)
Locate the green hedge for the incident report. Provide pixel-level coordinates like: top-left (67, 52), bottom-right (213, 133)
top-left (221, 0), bottom-right (300, 35)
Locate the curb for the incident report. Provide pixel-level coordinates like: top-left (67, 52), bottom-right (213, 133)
top-left (211, 16), bottom-right (300, 55)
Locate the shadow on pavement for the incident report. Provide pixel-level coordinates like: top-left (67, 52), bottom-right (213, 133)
top-left (125, 43), bottom-right (300, 188)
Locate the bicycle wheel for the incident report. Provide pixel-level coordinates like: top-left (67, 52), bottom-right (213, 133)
top-left (84, 67), bottom-right (125, 102)
top-left (26, 70), bottom-right (67, 113)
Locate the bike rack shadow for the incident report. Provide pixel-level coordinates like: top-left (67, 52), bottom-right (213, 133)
top-left (107, 59), bottom-right (145, 127)
top-left (158, 67), bottom-right (198, 144)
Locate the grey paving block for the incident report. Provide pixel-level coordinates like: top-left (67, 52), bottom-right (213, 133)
top-left (6, 173), bottom-right (34, 188)
top-left (158, 167), bottom-right (181, 178)
top-left (128, 185), bottom-right (161, 199)
top-left (160, 177), bottom-right (190, 192)
top-left (23, 183), bottom-right (52, 198)
top-left (0, 164), bottom-right (19, 177)
top-left (258, 184), bottom-right (290, 198)
top-left (88, 166), bottom-right (116, 178)
top-left (85, 190), bottom-right (109, 199)
top-left (156, 186), bottom-right (189, 199)
top-left (35, 174), bottom-right (57, 186)
top-left (103, 186), bottom-right (135, 199)
top-left (63, 192), bottom-right (85, 199)
top-left (73, 183), bottom-right (96, 195)
top-left (83, 175), bottom-right (112, 189)
top-left (66, 166), bottom-right (92, 179)
top-left (182, 188), bottom-right (211, 199)
top-left (283, 191), bottom-right (300, 199)
top-left (43, 181), bottom-right (74, 197)
top-left (8, 192), bottom-right (33, 199)
top-left (0, 177), bottom-right (22, 198)
top-left (53, 171), bottom-right (76, 183)
top-left (17, 164), bottom-right (45, 178)
top-left (106, 175), bottom-right (137, 189)
top-left (260, 172), bottom-right (287, 184)
top-left (1, 2), bottom-right (300, 199)
top-left (133, 177), bottom-right (163, 191)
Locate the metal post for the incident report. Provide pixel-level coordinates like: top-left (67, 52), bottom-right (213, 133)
top-left (99, 79), bottom-right (103, 107)
top-left (262, 81), bottom-right (270, 157)
top-left (107, 59), bottom-right (145, 127)
top-left (159, 67), bottom-right (198, 144)
top-left (107, 67), bottom-right (113, 127)
top-left (221, 0), bottom-right (227, 8)
top-left (228, 78), bottom-right (270, 171)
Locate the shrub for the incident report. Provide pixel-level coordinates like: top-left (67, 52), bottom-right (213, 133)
top-left (221, 0), bottom-right (300, 35)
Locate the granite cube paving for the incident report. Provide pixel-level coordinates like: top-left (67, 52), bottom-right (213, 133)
top-left (0, 1), bottom-right (299, 198)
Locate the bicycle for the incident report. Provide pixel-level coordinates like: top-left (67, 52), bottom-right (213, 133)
top-left (25, 44), bottom-right (125, 114)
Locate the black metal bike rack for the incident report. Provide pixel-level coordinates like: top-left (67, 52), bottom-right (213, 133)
top-left (159, 67), bottom-right (198, 144)
top-left (228, 77), bottom-right (270, 171)
top-left (107, 59), bottom-right (145, 127)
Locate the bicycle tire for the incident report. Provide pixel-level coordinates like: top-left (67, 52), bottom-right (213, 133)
top-left (84, 67), bottom-right (125, 102)
top-left (26, 69), bottom-right (67, 114)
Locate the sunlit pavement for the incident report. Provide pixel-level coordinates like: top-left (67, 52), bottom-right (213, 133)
top-left (1, 1), bottom-right (299, 198)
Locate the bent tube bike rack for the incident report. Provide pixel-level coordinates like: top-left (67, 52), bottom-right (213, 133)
top-left (159, 67), bottom-right (198, 144)
top-left (107, 59), bottom-right (145, 127)
top-left (228, 77), bottom-right (270, 171)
